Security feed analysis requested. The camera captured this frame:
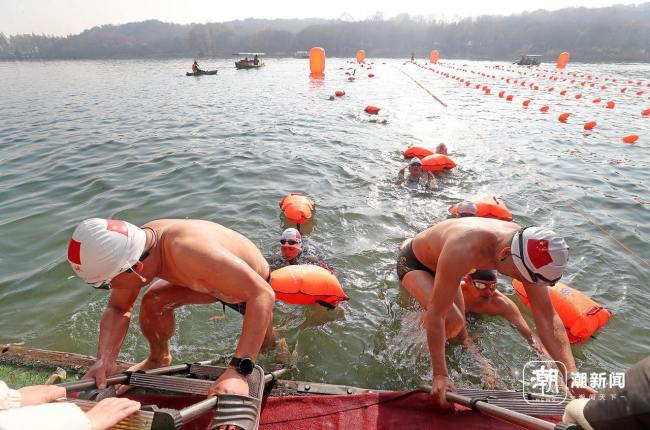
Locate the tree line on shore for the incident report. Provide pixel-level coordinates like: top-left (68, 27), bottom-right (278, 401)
top-left (1, 3), bottom-right (649, 62)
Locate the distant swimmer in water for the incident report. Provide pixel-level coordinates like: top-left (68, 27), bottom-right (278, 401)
top-left (435, 143), bottom-right (448, 155)
top-left (267, 228), bottom-right (333, 273)
top-left (67, 218), bottom-right (275, 417)
top-left (396, 217), bottom-right (598, 408)
top-left (397, 156), bottom-right (436, 188)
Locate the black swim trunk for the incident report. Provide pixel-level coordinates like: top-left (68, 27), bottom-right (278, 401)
top-left (218, 270), bottom-right (271, 316)
top-left (396, 240), bottom-right (436, 281)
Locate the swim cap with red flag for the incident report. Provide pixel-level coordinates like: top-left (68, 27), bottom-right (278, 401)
top-left (511, 226), bottom-right (569, 285)
top-left (68, 218), bottom-right (146, 287)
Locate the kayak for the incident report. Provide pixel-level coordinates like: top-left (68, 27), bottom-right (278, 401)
top-left (186, 70), bottom-right (218, 76)
top-left (1, 345), bottom-right (566, 430)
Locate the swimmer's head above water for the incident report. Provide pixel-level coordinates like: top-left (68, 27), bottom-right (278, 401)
top-left (468, 269), bottom-right (498, 297)
top-left (280, 228), bottom-right (302, 261)
top-left (456, 200), bottom-right (477, 217)
top-left (408, 156), bottom-right (423, 177)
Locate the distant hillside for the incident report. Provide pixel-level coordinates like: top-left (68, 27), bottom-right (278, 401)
top-left (1, 4), bottom-right (649, 61)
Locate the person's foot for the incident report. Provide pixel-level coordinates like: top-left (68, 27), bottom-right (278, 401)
top-left (116, 355), bottom-right (172, 395)
top-left (86, 397), bottom-right (141, 430)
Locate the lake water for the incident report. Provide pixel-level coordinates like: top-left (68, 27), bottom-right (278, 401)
top-left (0, 58), bottom-right (648, 391)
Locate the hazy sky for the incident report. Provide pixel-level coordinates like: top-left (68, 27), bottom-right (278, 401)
top-left (2, 0), bottom-right (646, 36)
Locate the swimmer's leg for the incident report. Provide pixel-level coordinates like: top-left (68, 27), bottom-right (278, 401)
top-left (401, 270), bottom-right (466, 339)
top-left (139, 280), bottom-right (217, 366)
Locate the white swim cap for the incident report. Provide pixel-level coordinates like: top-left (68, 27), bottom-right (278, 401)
top-left (511, 226), bottom-right (569, 285)
top-left (281, 228), bottom-right (302, 248)
top-left (410, 157), bottom-right (422, 166)
top-left (456, 200), bottom-right (478, 217)
top-left (67, 218), bottom-right (146, 287)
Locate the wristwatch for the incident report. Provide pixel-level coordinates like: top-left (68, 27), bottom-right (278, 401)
top-left (229, 356), bottom-right (255, 375)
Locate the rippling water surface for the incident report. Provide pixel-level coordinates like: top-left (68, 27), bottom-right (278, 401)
top-left (0, 58), bottom-right (648, 390)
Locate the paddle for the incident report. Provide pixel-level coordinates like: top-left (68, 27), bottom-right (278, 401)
top-left (421, 386), bottom-right (581, 430)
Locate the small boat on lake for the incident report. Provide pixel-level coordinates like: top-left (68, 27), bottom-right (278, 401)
top-left (235, 52), bottom-right (265, 69)
top-left (186, 69), bottom-right (218, 76)
top-left (515, 54), bottom-right (542, 65)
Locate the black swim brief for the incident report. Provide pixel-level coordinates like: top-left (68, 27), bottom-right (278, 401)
top-left (218, 270), bottom-right (271, 316)
top-left (396, 240), bottom-right (436, 281)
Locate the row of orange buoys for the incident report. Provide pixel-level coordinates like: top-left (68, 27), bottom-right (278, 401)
top-left (432, 60), bottom-right (650, 106)
top-left (412, 60), bottom-right (645, 144)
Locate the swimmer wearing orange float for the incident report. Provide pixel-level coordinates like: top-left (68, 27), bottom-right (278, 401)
top-left (396, 217), bottom-right (598, 408)
top-left (267, 228), bottom-right (333, 273)
top-left (397, 157), bottom-right (436, 187)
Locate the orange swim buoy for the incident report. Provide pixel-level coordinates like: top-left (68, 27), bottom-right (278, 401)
top-left (558, 112), bottom-right (570, 122)
top-left (522, 99), bottom-right (530, 107)
top-left (365, 105), bottom-right (380, 115)
top-left (506, 95), bottom-right (513, 101)
top-left (421, 154), bottom-right (456, 171)
top-left (513, 280), bottom-right (611, 344)
top-left (606, 101), bottom-right (615, 109)
top-left (270, 265), bottom-right (348, 308)
top-left (449, 195), bottom-right (513, 221)
top-left (403, 146), bottom-right (434, 159)
top-left (642, 108), bottom-right (650, 117)
top-left (368, 73), bottom-right (375, 78)
top-left (584, 121), bottom-right (597, 131)
top-left (279, 193), bottom-right (315, 224)
top-left (540, 105), bottom-right (550, 113)
top-left (335, 90), bottom-right (345, 97)
top-left (622, 134), bottom-right (639, 144)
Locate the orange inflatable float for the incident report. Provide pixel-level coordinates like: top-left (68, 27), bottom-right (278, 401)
top-left (449, 195), bottom-right (512, 221)
top-left (309, 47), bottom-right (326, 75)
top-left (365, 105), bottom-right (380, 114)
top-left (403, 146), bottom-right (433, 159)
top-left (270, 265), bottom-right (348, 308)
top-left (421, 154), bottom-right (456, 171)
top-left (513, 280), bottom-right (611, 344)
top-left (279, 193), bottom-right (315, 224)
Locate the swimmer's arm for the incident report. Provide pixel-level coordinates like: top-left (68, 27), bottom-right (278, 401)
top-left (426, 172), bottom-right (436, 187)
top-left (426, 247), bottom-right (469, 378)
top-left (461, 333), bottom-right (498, 389)
top-left (499, 296), bottom-right (548, 356)
top-left (307, 255), bottom-right (334, 272)
top-left (525, 284), bottom-right (577, 375)
top-left (397, 168), bottom-right (406, 184)
top-left (96, 288), bottom-right (140, 364)
top-left (198, 252), bottom-right (275, 361)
